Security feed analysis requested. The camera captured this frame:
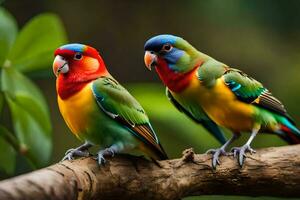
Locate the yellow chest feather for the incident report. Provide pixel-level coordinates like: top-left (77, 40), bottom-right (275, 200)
top-left (175, 77), bottom-right (255, 132)
top-left (57, 83), bottom-right (96, 136)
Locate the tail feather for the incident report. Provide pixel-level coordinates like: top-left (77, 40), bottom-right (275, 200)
top-left (279, 118), bottom-right (300, 144)
top-left (280, 125), bottom-right (300, 144)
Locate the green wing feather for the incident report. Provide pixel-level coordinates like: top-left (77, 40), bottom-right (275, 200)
top-left (92, 76), bottom-right (168, 159)
top-left (223, 68), bottom-right (294, 123)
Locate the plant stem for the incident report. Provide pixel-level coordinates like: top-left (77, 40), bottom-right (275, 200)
top-left (0, 125), bottom-right (20, 153)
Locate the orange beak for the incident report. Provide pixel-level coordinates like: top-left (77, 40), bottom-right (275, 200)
top-left (144, 51), bottom-right (157, 70)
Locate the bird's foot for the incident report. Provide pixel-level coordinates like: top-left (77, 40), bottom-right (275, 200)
top-left (61, 148), bottom-right (90, 161)
top-left (231, 144), bottom-right (256, 167)
top-left (206, 148), bottom-right (228, 168)
top-left (96, 148), bottom-right (116, 165)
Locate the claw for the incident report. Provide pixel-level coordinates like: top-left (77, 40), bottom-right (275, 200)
top-left (215, 157), bottom-right (220, 166)
top-left (231, 144), bottom-right (256, 167)
top-left (108, 149), bottom-right (115, 157)
top-left (61, 154), bottom-right (71, 161)
top-left (231, 147), bottom-right (239, 158)
top-left (206, 148), bottom-right (227, 169)
top-left (96, 147), bottom-right (116, 165)
top-left (65, 148), bottom-right (75, 155)
top-left (61, 148), bottom-right (90, 162)
top-left (205, 135), bottom-right (240, 169)
top-left (97, 154), bottom-right (106, 165)
top-left (249, 148), bottom-right (256, 154)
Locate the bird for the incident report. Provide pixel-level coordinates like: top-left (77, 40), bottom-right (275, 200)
top-left (143, 34), bottom-right (300, 168)
top-left (53, 43), bottom-right (168, 164)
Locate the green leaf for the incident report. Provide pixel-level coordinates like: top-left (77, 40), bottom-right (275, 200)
top-left (0, 92), bottom-right (3, 114)
top-left (1, 67), bottom-right (52, 167)
top-left (8, 13), bottom-right (67, 72)
top-left (0, 126), bottom-right (16, 174)
top-left (0, 7), bottom-right (18, 66)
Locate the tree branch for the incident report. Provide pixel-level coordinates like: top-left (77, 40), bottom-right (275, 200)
top-left (0, 144), bottom-right (300, 200)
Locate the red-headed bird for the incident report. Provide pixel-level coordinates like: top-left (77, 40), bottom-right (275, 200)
top-left (53, 43), bottom-right (167, 164)
top-left (144, 34), bottom-right (300, 168)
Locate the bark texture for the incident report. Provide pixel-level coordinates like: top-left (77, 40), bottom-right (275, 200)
top-left (0, 145), bottom-right (300, 200)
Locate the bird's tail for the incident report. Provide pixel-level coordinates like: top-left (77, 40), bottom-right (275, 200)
top-left (154, 143), bottom-right (169, 160)
top-left (278, 118), bottom-right (300, 144)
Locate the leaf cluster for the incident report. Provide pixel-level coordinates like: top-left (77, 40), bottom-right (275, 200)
top-left (0, 7), bottom-right (67, 174)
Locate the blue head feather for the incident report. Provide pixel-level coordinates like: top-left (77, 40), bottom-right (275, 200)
top-left (144, 35), bottom-right (185, 71)
top-left (144, 34), bottom-right (180, 52)
top-left (59, 43), bottom-right (86, 53)
top-left (164, 47), bottom-right (184, 71)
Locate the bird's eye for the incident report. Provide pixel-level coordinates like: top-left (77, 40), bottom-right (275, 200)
top-left (74, 53), bottom-right (83, 60)
top-left (161, 44), bottom-right (173, 52)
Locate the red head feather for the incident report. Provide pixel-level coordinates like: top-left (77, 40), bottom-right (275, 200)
top-left (53, 44), bottom-right (109, 99)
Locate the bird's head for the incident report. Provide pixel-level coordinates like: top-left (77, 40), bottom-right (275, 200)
top-left (144, 34), bottom-right (202, 73)
top-left (53, 43), bottom-right (108, 81)
top-left (53, 43), bottom-right (109, 99)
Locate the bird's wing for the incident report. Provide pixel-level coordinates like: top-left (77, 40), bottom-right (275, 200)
top-left (222, 68), bottom-right (295, 124)
top-left (166, 88), bottom-right (227, 144)
top-left (92, 76), bottom-right (168, 159)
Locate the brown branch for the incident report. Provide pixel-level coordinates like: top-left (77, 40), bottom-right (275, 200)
top-left (0, 145), bottom-right (300, 200)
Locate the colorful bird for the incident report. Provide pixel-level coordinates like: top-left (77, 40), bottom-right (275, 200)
top-left (53, 43), bottom-right (168, 164)
top-left (144, 34), bottom-right (300, 168)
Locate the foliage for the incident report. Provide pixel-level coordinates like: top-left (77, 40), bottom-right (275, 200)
top-left (0, 7), bottom-right (67, 174)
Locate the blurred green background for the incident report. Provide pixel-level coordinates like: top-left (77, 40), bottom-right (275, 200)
top-left (1, 0), bottom-right (300, 199)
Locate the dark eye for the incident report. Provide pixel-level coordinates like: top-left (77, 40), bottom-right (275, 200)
top-left (74, 53), bottom-right (83, 60)
top-left (161, 44), bottom-right (173, 52)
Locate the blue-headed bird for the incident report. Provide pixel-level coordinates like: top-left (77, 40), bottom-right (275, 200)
top-left (144, 34), bottom-right (300, 168)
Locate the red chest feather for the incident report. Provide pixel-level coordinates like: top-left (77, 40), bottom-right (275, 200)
top-left (155, 59), bottom-right (198, 93)
top-left (57, 74), bottom-right (90, 100)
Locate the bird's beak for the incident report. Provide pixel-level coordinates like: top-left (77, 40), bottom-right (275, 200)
top-left (144, 51), bottom-right (157, 71)
top-left (53, 55), bottom-right (69, 77)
